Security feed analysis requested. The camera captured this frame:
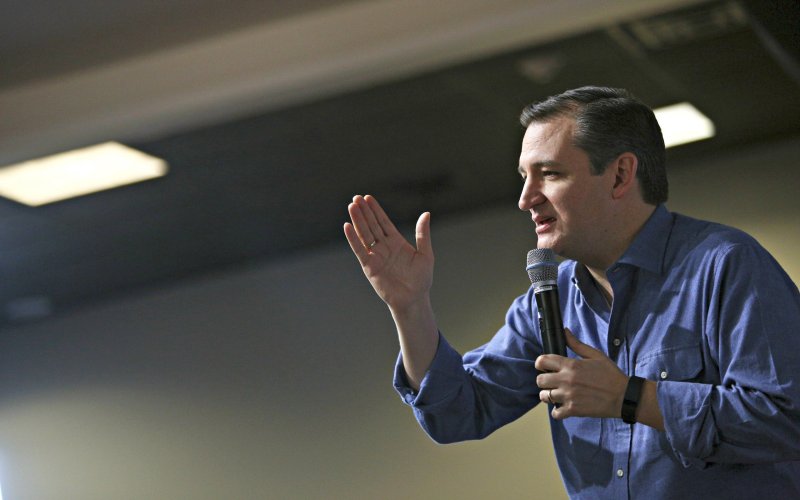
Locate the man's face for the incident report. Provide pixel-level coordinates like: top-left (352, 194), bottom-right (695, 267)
top-left (517, 117), bottom-right (616, 264)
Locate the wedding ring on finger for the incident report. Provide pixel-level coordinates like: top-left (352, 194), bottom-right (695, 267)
top-left (368, 240), bottom-right (378, 249)
top-left (549, 389), bottom-right (554, 404)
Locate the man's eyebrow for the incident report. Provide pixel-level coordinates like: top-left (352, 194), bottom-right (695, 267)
top-left (517, 160), bottom-right (562, 174)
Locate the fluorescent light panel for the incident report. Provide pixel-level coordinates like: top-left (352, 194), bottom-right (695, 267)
top-left (0, 142), bottom-right (168, 206)
top-left (654, 102), bottom-right (715, 148)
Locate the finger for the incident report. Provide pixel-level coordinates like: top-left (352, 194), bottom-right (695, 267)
top-left (535, 372), bottom-right (555, 389)
top-left (535, 354), bottom-right (565, 373)
top-left (415, 212), bottom-right (432, 255)
top-left (551, 404), bottom-right (569, 420)
top-left (564, 328), bottom-right (603, 360)
top-left (539, 388), bottom-right (558, 404)
top-left (364, 195), bottom-right (399, 238)
top-left (354, 195), bottom-right (385, 242)
top-left (344, 222), bottom-right (369, 265)
top-left (348, 200), bottom-right (377, 249)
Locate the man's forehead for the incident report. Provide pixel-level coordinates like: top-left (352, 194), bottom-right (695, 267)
top-left (520, 117), bottom-right (576, 158)
top-left (522, 116), bottom-right (575, 144)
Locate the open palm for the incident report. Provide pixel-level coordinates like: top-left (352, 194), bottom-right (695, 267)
top-left (344, 195), bottom-right (433, 311)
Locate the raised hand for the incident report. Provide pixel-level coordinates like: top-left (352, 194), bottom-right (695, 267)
top-left (343, 195), bottom-right (433, 312)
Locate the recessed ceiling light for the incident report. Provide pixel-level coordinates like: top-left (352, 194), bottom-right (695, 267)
top-left (0, 142), bottom-right (168, 206)
top-left (653, 102), bottom-right (715, 148)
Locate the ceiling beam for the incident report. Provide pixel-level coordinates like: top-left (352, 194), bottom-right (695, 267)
top-left (0, 0), bottom-right (701, 166)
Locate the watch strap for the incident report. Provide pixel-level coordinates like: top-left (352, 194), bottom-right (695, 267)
top-left (621, 375), bottom-right (644, 424)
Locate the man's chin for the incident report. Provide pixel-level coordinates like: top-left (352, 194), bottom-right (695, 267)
top-left (535, 237), bottom-right (559, 253)
top-left (535, 241), bottom-right (571, 260)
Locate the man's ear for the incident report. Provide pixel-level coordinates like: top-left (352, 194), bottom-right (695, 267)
top-left (611, 152), bottom-right (638, 200)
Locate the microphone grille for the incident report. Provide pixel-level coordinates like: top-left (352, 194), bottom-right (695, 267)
top-left (526, 248), bottom-right (558, 286)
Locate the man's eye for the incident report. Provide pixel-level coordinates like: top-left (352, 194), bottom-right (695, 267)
top-left (542, 170), bottom-right (558, 177)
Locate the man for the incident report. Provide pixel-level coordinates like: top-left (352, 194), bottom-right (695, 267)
top-left (343, 87), bottom-right (800, 499)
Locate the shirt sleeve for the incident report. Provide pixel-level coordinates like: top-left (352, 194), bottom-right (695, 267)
top-left (657, 241), bottom-right (800, 467)
top-left (392, 289), bottom-right (544, 444)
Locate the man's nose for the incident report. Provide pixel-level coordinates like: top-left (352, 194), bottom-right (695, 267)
top-left (518, 177), bottom-right (542, 211)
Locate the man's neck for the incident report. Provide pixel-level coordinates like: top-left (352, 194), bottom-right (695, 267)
top-left (582, 203), bottom-right (658, 304)
top-left (586, 266), bottom-right (613, 305)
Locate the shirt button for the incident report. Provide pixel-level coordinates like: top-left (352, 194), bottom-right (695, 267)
top-left (616, 469), bottom-right (624, 478)
top-left (660, 371), bottom-right (668, 379)
top-left (612, 338), bottom-right (621, 347)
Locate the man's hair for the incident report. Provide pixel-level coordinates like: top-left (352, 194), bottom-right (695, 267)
top-left (519, 86), bottom-right (668, 205)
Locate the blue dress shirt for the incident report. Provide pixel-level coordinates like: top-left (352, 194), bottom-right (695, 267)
top-left (394, 205), bottom-right (800, 499)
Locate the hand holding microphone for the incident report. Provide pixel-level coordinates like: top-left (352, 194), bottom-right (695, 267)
top-left (528, 249), bottom-right (635, 419)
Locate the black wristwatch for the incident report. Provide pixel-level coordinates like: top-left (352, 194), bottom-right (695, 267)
top-left (621, 375), bottom-right (644, 424)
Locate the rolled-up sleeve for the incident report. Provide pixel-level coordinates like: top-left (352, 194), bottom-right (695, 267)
top-left (392, 291), bottom-right (543, 444)
top-left (393, 333), bottom-right (467, 409)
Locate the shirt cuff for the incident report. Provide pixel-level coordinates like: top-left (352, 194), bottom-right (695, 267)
top-left (393, 333), bottom-right (465, 408)
top-left (657, 379), bottom-right (715, 468)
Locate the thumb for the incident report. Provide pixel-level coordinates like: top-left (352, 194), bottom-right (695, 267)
top-left (565, 328), bottom-right (603, 359)
top-left (415, 212), bottom-right (433, 255)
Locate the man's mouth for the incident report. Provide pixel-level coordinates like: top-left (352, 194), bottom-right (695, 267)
top-left (534, 216), bottom-right (556, 233)
top-left (534, 216), bottom-right (555, 226)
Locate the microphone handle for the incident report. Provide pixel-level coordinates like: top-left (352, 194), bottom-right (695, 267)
top-left (535, 287), bottom-right (567, 356)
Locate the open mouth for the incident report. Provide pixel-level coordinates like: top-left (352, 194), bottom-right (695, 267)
top-left (535, 216), bottom-right (556, 226)
top-left (535, 216), bottom-right (556, 233)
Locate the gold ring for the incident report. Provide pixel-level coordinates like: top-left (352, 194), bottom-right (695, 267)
top-left (549, 389), bottom-right (554, 403)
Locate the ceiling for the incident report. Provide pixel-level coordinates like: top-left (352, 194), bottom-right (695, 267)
top-left (0, 0), bottom-right (798, 325)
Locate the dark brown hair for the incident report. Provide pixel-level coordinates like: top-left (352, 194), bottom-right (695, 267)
top-left (520, 86), bottom-right (668, 205)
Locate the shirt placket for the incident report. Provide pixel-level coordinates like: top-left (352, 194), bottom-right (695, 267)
top-left (607, 264), bottom-right (634, 499)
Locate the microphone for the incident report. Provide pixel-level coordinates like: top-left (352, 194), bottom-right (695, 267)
top-left (526, 248), bottom-right (567, 357)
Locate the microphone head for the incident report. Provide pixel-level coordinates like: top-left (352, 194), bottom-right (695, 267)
top-left (526, 248), bottom-right (559, 288)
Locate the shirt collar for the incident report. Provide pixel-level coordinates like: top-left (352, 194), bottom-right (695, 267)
top-left (616, 204), bottom-right (672, 275)
top-left (567, 204), bottom-right (673, 287)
